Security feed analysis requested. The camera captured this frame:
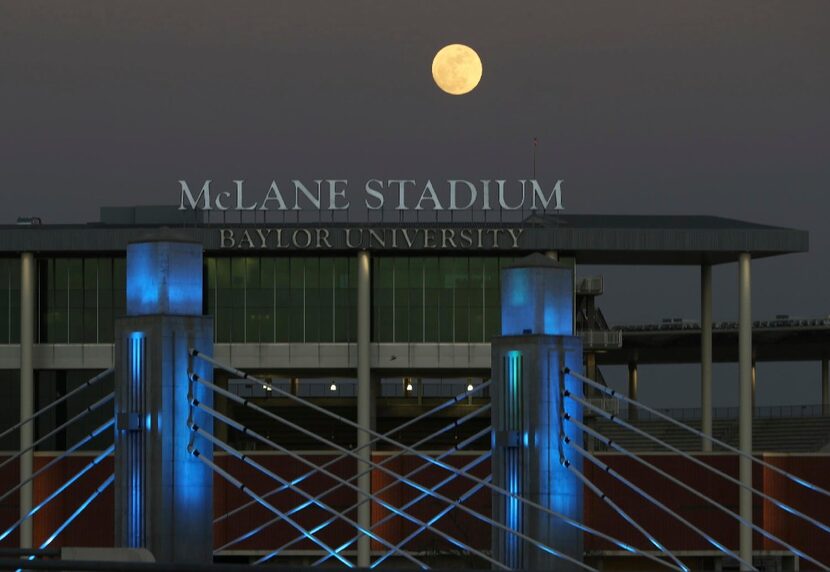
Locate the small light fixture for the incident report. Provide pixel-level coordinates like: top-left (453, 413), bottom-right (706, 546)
top-left (467, 383), bottom-right (474, 392)
top-left (406, 382), bottom-right (414, 392)
top-left (330, 383), bottom-right (338, 392)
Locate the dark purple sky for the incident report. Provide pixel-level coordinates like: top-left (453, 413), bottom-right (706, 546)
top-left (1, 1), bottom-right (828, 407)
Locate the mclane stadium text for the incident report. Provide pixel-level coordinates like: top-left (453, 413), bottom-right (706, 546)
top-left (178, 178), bottom-right (565, 212)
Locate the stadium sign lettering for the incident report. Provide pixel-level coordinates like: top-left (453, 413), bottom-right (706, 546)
top-left (219, 227), bottom-right (525, 250)
top-left (179, 179), bottom-right (564, 212)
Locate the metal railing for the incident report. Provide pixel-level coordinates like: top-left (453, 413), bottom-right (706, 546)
top-left (607, 403), bottom-right (830, 422)
top-left (578, 330), bottom-right (622, 349)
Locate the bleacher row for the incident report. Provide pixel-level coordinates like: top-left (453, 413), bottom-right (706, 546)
top-left (586, 415), bottom-right (830, 453)
top-left (616, 316), bottom-right (830, 332)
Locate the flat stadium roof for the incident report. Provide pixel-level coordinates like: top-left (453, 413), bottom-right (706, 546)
top-left (0, 212), bottom-right (808, 265)
top-left (601, 317), bottom-right (830, 365)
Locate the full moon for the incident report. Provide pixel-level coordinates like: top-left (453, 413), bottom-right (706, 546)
top-left (432, 44), bottom-right (483, 95)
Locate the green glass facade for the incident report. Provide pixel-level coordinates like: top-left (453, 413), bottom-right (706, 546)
top-left (372, 256), bottom-right (514, 343)
top-left (37, 257), bottom-right (126, 343)
top-left (8, 254), bottom-right (513, 345)
top-left (0, 258), bottom-right (20, 344)
top-left (205, 256), bottom-right (357, 343)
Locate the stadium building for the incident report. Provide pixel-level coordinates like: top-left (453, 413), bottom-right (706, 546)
top-left (1, 205), bottom-right (829, 571)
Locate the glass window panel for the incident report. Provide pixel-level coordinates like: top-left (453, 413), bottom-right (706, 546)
top-left (423, 258), bottom-right (440, 342)
top-left (304, 259), bottom-right (320, 342)
top-left (318, 259), bottom-right (334, 343)
top-left (394, 257), bottom-right (409, 342)
top-left (113, 257), bottom-right (126, 315)
top-left (8, 259), bottom-right (20, 344)
top-left (274, 258), bottom-right (291, 342)
top-left (289, 258), bottom-right (304, 341)
top-left (407, 258), bottom-right (424, 343)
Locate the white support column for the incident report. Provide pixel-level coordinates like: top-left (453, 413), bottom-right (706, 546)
top-left (627, 362), bottom-right (638, 421)
top-left (701, 264), bottom-right (713, 452)
top-left (738, 253), bottom-right (753, 569)
top-left (356, 250), bottom-right (372, 567)
top-left (822, 359), bottom-right (829, 415)
top-left (19, 252), bottom-right (34, 549)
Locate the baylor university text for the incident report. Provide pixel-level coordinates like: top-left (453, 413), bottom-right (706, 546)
top-left (179, 179), bottom-right (564, 212)
top-left (219, 227), bottom-right (525, 250)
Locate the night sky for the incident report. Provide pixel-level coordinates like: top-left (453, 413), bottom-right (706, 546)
top-left (1, 1), bottom-right (828, 407)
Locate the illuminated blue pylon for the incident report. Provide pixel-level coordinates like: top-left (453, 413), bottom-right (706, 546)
top-left (491, 253), bottom-right (585, 571)
top-left (113, 237), bottom-right (214, 563)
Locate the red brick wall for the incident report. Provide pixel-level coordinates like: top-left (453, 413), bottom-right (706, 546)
top-left (1, 451), bottom-right (828, 562)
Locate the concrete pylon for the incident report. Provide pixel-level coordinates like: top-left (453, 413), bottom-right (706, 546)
top-left (491, 253), bottom-right (583, 571)
top-left (114, 237), bottom-right (214, 562)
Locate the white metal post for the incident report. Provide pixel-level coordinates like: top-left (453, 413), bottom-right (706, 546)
top-left (19, 252), bottom-right (34, 549)
top-left (701, 263), bottom-right (713, 452)
top-left (627, 362), bottom-right (638, 421)
top-left (356, 250), bottom-right (372, 567)
top-left (738, 253), bottom-right (752, 569)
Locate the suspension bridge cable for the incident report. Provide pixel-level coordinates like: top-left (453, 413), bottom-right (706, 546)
top-left (229, 451), bottom-right (486, 562)
top-left (0, 369), bottom-right (112, 443)
top-left (211, 378), bottom-right (491, 525)
top-left (230, 408), bottom-right (491, 557)
top-left (371, 475), bottom-right (495, 570)
top-left (564, 367), bottom-right (830, 500)
top-left (567, 414), bottom-right (829, 571)
top-left (0, 417), bottom-right (114, 504)
top-left (0, 393), bottom-right (114, 472)
top-left (561, 458), bottom-right (686, 571)
top-left (313, 433), bottom-right (493, 567)
top-left (39, 473), bottom-right (114, 549)
top-left (563, 433), bottom-right (754, 570)
top-left (188, 446), bottom-right (355, 569)
top-left (568, 390), bottom-right (830, 543)
top-left (195, 401), bottom-right (505, 570)
top-left (0, 444), bottom-right (114, 542)
top-left (189, 357), bottom-right (663, 569)
top-left (192, 378), bottom-right (666, 571)
top-left (190, 425), bottom-right (430, 570)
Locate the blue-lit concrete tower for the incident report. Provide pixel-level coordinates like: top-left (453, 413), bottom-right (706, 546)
top-left (491, 253), bottom-right (583, 571)
top-left (114, 236), bottom-right (214, 562)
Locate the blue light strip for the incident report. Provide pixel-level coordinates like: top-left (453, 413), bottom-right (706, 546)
top-left (0, 444), bottom-right (114, 542)
top-left (127, 331), bottom-right (144, 548)
top-left (505, 350), bottom-right (522, 568)
top-left (39, 474), bottom-right (115, 549)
